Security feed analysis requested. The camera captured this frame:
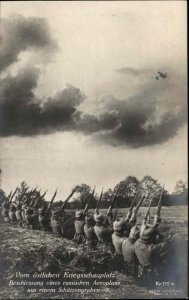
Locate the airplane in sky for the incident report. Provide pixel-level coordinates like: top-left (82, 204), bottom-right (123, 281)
top-left (156, 72), bottom-right (168, 80)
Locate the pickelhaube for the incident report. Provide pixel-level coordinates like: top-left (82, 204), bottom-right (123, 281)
top-left (129, 225), bottom-right (140, 240)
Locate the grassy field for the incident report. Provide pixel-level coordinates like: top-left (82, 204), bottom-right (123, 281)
top-left (0, 205), bottom-right (188, 299)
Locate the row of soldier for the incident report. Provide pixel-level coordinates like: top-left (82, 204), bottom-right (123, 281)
top-left (1, 185), bottom-right (172, 287)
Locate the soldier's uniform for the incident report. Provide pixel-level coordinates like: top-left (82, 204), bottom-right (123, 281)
top-left (50, 208), bottom-right (62, 236)
top-left (38, 202), bottom-right (50, 231)
top-left (94, 212), bottom-right (112, 245)
top-left (25, 207), bottom-right (39, 229)
top-left (15, 203), bottom-right (23, 226)
top-left (134, 217), bottom-right (169, 287)
top-left (84, 214), bottom-right (97, 247)
top-left (122, 225), bottom-right (140, 278)
top-left (9, 203), bottom-right (17, 224)
top-left (73, 209), bottom-right (86, 244)
top-left (112, 219), bottom-right (125, 255)
top-left (21, 203), bottom-right (28, 226)
top-left (111, 219), bottom-right (125, 271)
top-left (60, 210), bottom-right (75, 239)
top-left (2, 201), bottom-right (10, 222)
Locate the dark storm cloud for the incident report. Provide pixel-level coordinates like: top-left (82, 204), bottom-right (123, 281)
top-left (76, 76), bottom-right (187, 147)
top-left (0, 14), bottom-right (186, 147)
top-left (95, 96), bottom-right (186, 148)
top-left (0, 15), bottom-right (57, 71)
top-left (0, 67), bottom-right (187, 147)
top-left (76, 110), bottom-right (119, 134)
top-left (0, 68), bottom-right (86, 136)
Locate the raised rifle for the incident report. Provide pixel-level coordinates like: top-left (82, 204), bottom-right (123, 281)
top-left (107, 188), bottom-right (120, 216)
top-left (46, 189), bottom-right (57, 214)
top-left (156, 185), bottom-right (164, 215)
top-left (23, 188), bottom-right (34, 204)
top-left (6, 191), bottom-right (12, 202)
top-left (19, 187), bottom-right (29, 203)
top-left (32, 189), bottom-right (47, 207)
top-left (95, 187), bottom-right (103, 212)
top-left (83, 186), bottom-right (96, 214)
top-left (61, 188), bottom-right (76, 211)
top-left (114, 197), bottom-right (118, 221)
top-left (132, 193), bottom-right (146, 218)
top-left (10, 187), bottom-right (18, 202)
top-left (143, 194), bottom-right (153, 224)
top-left (126, 187), bottom-right (140, 220)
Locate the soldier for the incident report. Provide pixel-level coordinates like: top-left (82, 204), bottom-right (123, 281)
top-left (84, 214), bottom-right (97, 247)
top-left (112, 218), bottom-right (125, 255)
top-left (24, 205), bottom-right (39, 229)
top-left (15, 201), bottom-right (23, 227)
top-left (9, 202), bottom-right (17, 224)
top-left (111, 218), bottom-right (125, 271)
top-left (111, 192), bottom-right (144, 272)
top-left (38, 200), bottom-right (50, 231)
top-left (51, 189), bottom-right (75, 239)
top-left (134, 213), bottom-right (169, 287)
top-left (73, 209), bottom-right (86, 244)
top-left (2, 200), bottom-right (10, 223)
top-left (94, 209), bottom-right (112, 245)
top-left (50, 206), bottom-right (62, 236)
top-left (21, 202), bottom-right (28, 226)
top-left (122, 225), bottom-right (140, 279)
top-left (74, 187), bottom-right (96, 244)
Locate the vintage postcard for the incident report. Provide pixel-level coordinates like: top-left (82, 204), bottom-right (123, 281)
top-left (0, 1), bottom-right (188, 299)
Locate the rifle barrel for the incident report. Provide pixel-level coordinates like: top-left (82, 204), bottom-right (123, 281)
top-left (84, 186), bottom-right (96, 211)
top-left (107, 188), bottom-right (119, 213)
top-left (130, 187), bottom-right (140, 211)
top-left (157, 185), bottom-right (164, 214)
top-left (144, 196), bottom-right (153, 221)
top-left (61, 188), bottom-right (76, 209)
top-left (96, 187), bottom-right (103, 209)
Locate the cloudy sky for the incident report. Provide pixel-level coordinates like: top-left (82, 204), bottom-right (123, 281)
top-left (0, 1), bottom-right (187, 200)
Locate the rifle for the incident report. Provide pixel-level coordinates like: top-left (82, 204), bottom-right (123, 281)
top-left (61, 188), bottom-right (76, 210)
top-left (107, 188), bottom-right (119, 216)
top-left (143, 194), bottom-right (153, 224)
top-left (132, 193), bottom-right (146, 217)
top-left (19, 187), bottom-right (29, 203)
top-left (32, 189), bottom-right (47, 207)
top-left (126, 187), bottom-right (140, 220)
top-left (83, 186), bottom-right (96, 214)
top-left (27, 186), bottom-right (38, 205)
top-left (114, 197), bottom-right (118, 221)
top-left (6, 191), bottom-right (12, 202)
top-left (10, 187), bottom-right (18, 202)
top-left (156, 185), bottom-right (164, 215)
top-left (46, 189), bottom-right (57, 213)
top-left (95, 187), bottom-right (103, 212)
top-left (40, 190), bottom-right (48, 201)
top-left (23, 188), bottom-right (33, 204)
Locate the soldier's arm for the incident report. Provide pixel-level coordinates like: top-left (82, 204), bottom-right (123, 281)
top-left (151, 241), bottom-right (169, 257)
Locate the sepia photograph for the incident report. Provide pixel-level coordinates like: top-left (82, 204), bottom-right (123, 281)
top-left (0, 1), bottom-right (188, 299)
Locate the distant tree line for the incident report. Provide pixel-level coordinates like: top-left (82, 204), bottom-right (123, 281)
top-left (0, 176), bottom-right (187, 209)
